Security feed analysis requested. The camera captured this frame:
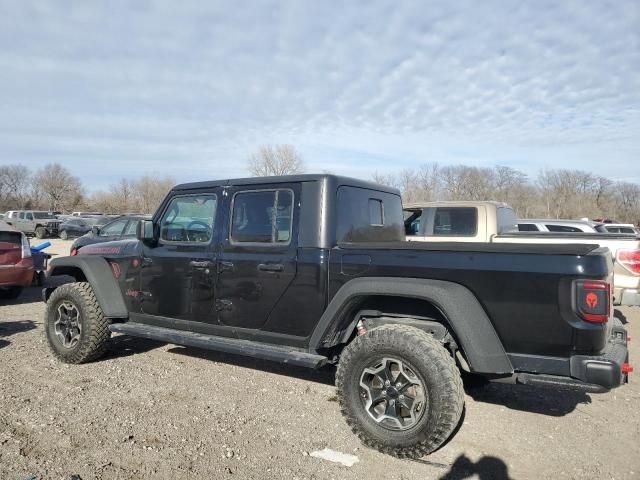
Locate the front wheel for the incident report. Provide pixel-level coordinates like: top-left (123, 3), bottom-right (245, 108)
top-left (35, 226), bottom-right (47, 239)
top-left (336, 325), bottom-right (464, 458)
top-left (45, 282), bottom-right (111, 363)
top-left (59, 230), bottom-right (68, 240)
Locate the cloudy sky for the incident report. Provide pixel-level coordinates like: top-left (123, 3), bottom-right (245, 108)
top-left (0, 0), bottom-right (638, 190)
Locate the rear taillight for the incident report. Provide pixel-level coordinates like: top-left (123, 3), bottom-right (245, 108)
top-left (21, 235), bottom-right (31, 259)
top-left (617, 249), bottom-right (640, 275)
top-left (70, 248), bottom-right (78, 256)
top-left (575, 280), bottom-right (610, 323)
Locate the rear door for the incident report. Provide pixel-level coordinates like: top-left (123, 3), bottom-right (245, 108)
top-left (216, 184), bottom-right (298, 330)
top-left (14, 212), bottom-right (26, 232)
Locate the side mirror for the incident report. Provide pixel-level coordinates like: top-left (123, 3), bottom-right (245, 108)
top-left (91, 226), bottom-right (100, 235)
top-left (137, 220), bottom-right (157, 244)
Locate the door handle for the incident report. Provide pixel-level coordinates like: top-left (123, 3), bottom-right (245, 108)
top-left (257, 263), bottom-right (284, 272)
top-left (190, 260), bottom-right (214, 269)
top-left (218, 261), bottom-right (234, 273)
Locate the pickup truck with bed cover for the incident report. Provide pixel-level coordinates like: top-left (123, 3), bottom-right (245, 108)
top-left (405, 201), bottom-right (640, 307)
top-left (43, 175), bottom-right (631, 457)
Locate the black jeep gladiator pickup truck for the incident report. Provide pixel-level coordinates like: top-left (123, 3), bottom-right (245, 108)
top-left (43, 174), bottom-right (630, 457)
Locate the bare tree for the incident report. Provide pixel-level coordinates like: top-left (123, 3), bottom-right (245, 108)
top-left (133, 175), bottom-right (175, 213)
top-left (108, 178), bottom-right (135, 213)
top-left (90, 175), bottom-right (175, 214)
top-left (247, 145), bottom-right (305, 177)
top-left (33, 163), bottom-right (84, 212)
top-left (0, 165), bottom-right (31, 210)
top-left (614, 182), bottom-right (640, 224)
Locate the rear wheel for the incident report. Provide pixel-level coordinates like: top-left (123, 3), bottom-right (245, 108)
top-left (336, 325), bottom-right (464, 458)
top-left (35, 226), bottom-right (46, 239)
top-left (59, 230), bottom-right (68, 240)
top-left (45, 282), bottom-right (111, 363)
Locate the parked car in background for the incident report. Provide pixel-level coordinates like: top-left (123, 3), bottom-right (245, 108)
top-left (0, 221), bottom-right (33, 299)
top-left (518, 219), bottom-right (600, 233)
top-left (70, 214), bottom-right (151, 254)
top-left (596, 223), bottom-right (640, 235)
top-left (58, 216), bottom-right (110, 240)
top-left (71, 211), bottom-right (103, 217)
top-left (4, 210), bottom-right (61, 239)
top-left (405, 201), bottom-right (640, 307)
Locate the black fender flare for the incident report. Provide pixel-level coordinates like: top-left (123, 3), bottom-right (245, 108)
top-left (309, 277), bottom-right (513, 374)
top-left (44, 256), bottom-right (129, 318)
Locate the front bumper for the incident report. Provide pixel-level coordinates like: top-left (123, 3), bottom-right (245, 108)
top-left (569, 321), bottom-right (630, 389)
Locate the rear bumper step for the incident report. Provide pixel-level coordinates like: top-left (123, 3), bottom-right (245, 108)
top-left (109, 322), bottom-right (328, 369)
top-left (515, 373), bottom-right (609, 392)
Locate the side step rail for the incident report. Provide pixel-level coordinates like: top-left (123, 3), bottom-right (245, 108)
top-left (109, 322), bottom-right (328, 369)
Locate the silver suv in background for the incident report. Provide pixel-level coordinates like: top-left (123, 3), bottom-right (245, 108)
top-left (517, 219), bottom-right (600, 233)
top-left (596, 223), bottom-right (640, 235)
top-left (4, 210), bottom-right (61, 239)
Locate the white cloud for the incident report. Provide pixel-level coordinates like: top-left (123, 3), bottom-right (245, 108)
top-left (0, 0), bottom-right (638, 187)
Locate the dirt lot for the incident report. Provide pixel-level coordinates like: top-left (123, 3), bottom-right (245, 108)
top-left (1, 239), bottom-right (638, 479)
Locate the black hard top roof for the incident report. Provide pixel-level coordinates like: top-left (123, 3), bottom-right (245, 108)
top-left (173, 174), bottom-right (400, 195)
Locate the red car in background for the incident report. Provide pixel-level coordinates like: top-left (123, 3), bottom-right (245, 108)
top-left (0, 221), bottom-right (33, 299)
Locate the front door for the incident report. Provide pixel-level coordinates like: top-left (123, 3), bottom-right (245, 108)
top-left (216, 185), bottom-right (298, 330)
top-left (138, 190), bottom-right (221, 323)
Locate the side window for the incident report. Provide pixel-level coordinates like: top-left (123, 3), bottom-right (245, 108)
top-left (123, 220), bottom-right (139, 236)
top-left (231, 189), bottom-right (293, 244)
top-left (100, 219), bottom-right (127, 236)
top-left (496, 207), bottom-right (518, 234)
top-left (433, 207), bottom-right (477, 236)
top-left (546, 225), bottom-right (581, 233)
top-left (518, 223), bottom-right (539, 232)
top-left (26, 213), bottom-right (34, 221)
top-left (19, 212), bottom-right (25, 219)
top-left (159, 194), bottom-right (217, 243)
top-left (336, 186), bottom-right (404, 242)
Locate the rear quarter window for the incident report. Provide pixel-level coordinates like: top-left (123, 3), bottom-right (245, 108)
top-left (336, 186), bottom-right (404, 242)
top-left (518, 223), bottom-right (539, 232)
top-left (433, 207), bottom-right (477, 236)
top-left (546, 225), bottom-right (582, 233)
top-left (496, 207), bottom-right (518, 233)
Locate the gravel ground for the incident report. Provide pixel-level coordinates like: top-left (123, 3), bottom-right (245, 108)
top-left (0, 239), bottom-right (638, 479)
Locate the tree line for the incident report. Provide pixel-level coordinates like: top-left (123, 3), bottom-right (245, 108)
top-left (244, 145), bottom-right (639, 224)
top-left (2, 148), bottom-right (639, 224)
top-left (372, 164), bottom-right (640, 224)
top-left (0, 163), bottom-right (174, 214)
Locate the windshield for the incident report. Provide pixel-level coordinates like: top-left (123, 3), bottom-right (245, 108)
top-left (33, 212), bottom-right (56, 219)
top-left (85, 217), bottom-right (109, 226)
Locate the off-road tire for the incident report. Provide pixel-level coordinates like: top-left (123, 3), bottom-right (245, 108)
top-left (0, 286), bottom-right (23, 300)
top-left (45, 282), bottom-right (111, 364)
top-left (336, 324), bottom-right (464, 458)
top-left (35, 226), bottom-right (46, 239)
top-left (59, 230), bottom-right (68, 240)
